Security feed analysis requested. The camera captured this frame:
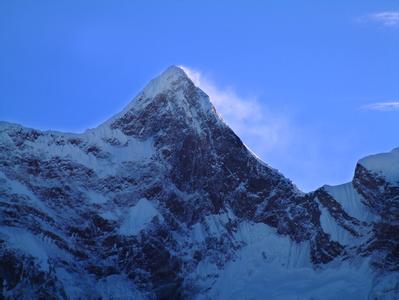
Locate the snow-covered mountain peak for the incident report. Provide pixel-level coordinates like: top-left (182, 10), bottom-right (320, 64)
top-left (358, 147), bottom-right (399, 183)
top-left (140, 65), bottom-right (192, 96)
top-left (159, 64), bottom-right (190, 80)
top-left (101, 66), bottom-right (221, 137)
top-left (1, 66), bottom-right (398, 299)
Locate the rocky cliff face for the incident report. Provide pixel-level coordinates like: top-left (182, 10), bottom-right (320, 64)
top-left (0, 66), bottom-right (398, 299)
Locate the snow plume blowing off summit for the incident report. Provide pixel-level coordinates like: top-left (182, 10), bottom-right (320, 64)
top-left (179, 66), bottom-right (292, 155)
top-left (0, 66), bottom-right (398, 299)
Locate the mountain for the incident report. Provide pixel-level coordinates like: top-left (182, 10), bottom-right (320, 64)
top-left (0, 66), bottom-right (398, 299)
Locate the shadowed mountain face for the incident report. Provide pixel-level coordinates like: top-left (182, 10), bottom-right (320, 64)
top-left (0, 66), bottom-right (398, 299)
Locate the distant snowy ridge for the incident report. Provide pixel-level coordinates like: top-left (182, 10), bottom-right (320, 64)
top-left (359, 147), bottom-right (399, 183)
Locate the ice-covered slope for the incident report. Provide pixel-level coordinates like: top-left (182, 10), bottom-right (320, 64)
top-left (0, 66), bottom-right (398, 299)
top-left (358, 148), bottom-right (399, 184)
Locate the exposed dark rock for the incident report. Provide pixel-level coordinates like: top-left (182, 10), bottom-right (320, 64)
top-left (0, 66), bottom-right (397, 299)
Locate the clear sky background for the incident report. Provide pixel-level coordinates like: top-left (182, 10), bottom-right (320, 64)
top-left (1, 1), bottom-right (398, 191)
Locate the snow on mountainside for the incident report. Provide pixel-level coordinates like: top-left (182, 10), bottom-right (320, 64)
top-left (0, 66), bottom-right (398, 299)
top-left (359, 148), bottom-right (399, 184)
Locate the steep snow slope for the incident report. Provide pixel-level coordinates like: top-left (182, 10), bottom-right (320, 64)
top-left (0, 66), bottom-right (398, 299)
top-left (359, 148), bottom-right (399, 184)
top-left (203, 224), bottom-right (372, 300)
top-left (324, 183), bottom-right (377, 222)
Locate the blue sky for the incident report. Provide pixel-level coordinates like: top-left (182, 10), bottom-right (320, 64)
top-left (1, 1), bottom-right (398, 191)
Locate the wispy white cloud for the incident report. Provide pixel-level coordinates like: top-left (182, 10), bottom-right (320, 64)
top-left (368, 11), bottom-right (399, 26)
top-left (362, 102), bottom-right (399, 111)
top-left (180, 66), bottom-right (293, 153)
top-left (178, 66), bottom-right (363, 192)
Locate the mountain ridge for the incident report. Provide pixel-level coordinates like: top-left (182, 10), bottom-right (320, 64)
top-left (0, 66), bottom-right (398, 299)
